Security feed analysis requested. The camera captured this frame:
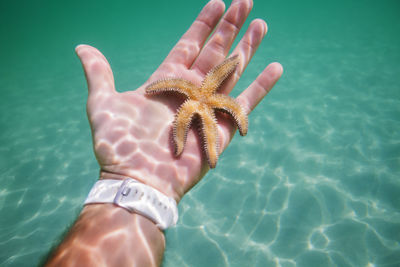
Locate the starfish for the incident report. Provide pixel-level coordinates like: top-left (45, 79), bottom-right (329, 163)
top-left (145, 55), bottom-right (248, 168)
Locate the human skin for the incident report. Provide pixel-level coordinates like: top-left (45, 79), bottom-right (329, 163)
top-left (44, 0), bottom-right (283, 266)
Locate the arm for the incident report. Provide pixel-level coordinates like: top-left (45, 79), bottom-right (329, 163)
top-left (45, 205), bottom-right (164, 266)
top-left (45, 0), bottom-right (283, 266)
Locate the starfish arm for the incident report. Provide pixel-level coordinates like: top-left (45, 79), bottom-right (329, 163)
top-left (200, 55), bottom-right (239, 95)
top-left (197, 105), bottom-right (219, 168)
top-left (145, 78), bottom-right (198, 99)
top-left (173, 100), bottom-right (200, 156)
top-left (207, 94), bottom-right (248, 136)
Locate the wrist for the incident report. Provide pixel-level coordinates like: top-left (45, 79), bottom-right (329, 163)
top-left (85, 178), bottom-right (178, 230)
top-left (81, 204), bottom-right (164, 235)
top-left (99, 170), bottom-right (184, 203)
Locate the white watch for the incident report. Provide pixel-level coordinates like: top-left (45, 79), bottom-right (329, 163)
top-left (84, 179), bottom-right (178, 230)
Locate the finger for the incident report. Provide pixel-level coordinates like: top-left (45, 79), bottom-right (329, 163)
top-left (191, 0), bottom-right (253, 76)
top-left (158, 0), bottom-right (225, 70)
top-left (75, 44), bottom-right (116, 97)
top-left (236, 62), bottom-right (283, 114)
top-left (219, 19), bottom-right (267, 95)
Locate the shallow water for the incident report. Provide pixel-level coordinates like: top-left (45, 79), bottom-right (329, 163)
top-left (1, 0), bottom-right (400, 266)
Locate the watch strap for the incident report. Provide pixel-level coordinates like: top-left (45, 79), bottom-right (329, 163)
top-left (84, 179), bottom-right (178, 230)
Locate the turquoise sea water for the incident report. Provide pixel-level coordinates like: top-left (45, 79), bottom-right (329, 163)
top-left (1, 0), bottom-right (400, 266)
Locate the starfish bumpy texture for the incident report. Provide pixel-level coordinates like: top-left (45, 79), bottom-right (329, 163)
top-left (145, 55), bottom-right (248, 168)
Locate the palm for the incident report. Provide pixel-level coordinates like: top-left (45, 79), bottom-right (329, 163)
top-left (76, 0), bottom-right (282, 202)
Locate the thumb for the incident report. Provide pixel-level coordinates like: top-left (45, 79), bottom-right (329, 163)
top-left (75, 44), bottom-right (116, 97)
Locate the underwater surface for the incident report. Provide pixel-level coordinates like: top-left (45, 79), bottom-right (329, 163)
top-left (1, 0), bottom-right (399, 266)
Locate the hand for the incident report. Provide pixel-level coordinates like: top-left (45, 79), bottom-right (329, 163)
top-left (75, 0), bottom-right (282, 203)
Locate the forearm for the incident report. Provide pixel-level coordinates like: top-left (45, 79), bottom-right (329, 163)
top-left (45, 204), bottom-right (165, 267)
